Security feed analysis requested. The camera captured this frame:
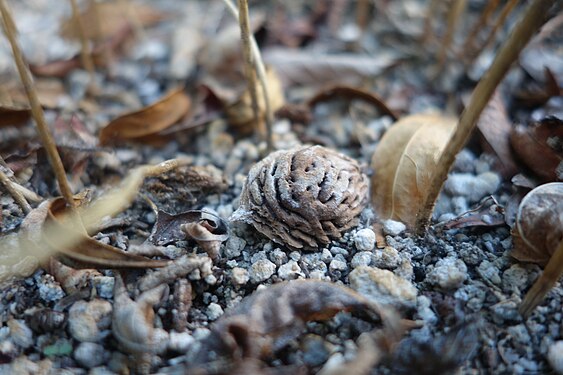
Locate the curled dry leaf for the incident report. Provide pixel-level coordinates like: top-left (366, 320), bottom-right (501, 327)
top-left (231, 145), bottom-right (369, 250)
top-left (510, 116), bottom-right (563, 182)
top-left (181, 211), bottom-right (229, 259)
top-left (476, 90), bottom-right (518, 179)
top-left (371, 113), bottom-right (457, 228)
top-left (46, 197), bottom-right (169, 269)
top-left (223, 66), bottom-right (285, 134)
top-left (190, 280), bottom-right (391, 368)
top-left (441, 196), bottom-right (506, 230)
top-left (99, 88), bottom-right (191, 145)
top-left (112, 274), bottom-right (169, 354)
top-left (511, 182), bottom-right (563, 265)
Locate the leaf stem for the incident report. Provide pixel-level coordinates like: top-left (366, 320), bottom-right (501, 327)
top-left (222, 0), bottom-right (273, 153)
top-left (415, 0), bottom-right (556, 234)
top-left (0, 0), bottom-right (76, 208)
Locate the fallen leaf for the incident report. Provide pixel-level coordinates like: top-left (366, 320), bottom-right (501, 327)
top-left (149, 209), bottom-right (228, 250)
top-left (45, 197), bottom-right (169, 269)
top-left (514, 67), bottom-right (562, 108)
top-left (0, 82), bottom-right (30, 127)
top-left (60, 1), bottom-right (166, 41)
top-left (511, 182), bottom-right (563, 266)
top-left (307, 85), bottom-right (399, 120)
top-left (371, 113), bottom-right (457, 228)
top-left (441, 196), bottom-right (506, 230)
top-left (190, 280), bottom-right (392, 368)
top-left (510, 116), bottom-right (563, 182)
top-left (99, 88), bottom-right (191, 145)
top-left (263, 48), bottom-right (399, 87)
top-left (476, 90), bottom-right (518, 178)
top-left (181, 211), bottom-right (229, 260)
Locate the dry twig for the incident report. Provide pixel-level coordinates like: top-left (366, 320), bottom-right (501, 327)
top-left (437, 0), bottom-right (467, 67)
top-left (462, 0), bottom-right (501, 56)
top-left (222, 0), bottom-right (273, 153)
top-left (69, 0), bottom-right (96, 81)
top-left (0, 0), bottom-right (76, 208)
top-left (415, 0), bottom-right (557, 234)
top-left (0, 165), bottom-right (31, 214)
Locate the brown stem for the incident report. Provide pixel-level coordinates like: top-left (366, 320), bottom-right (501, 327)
top-left (223, 0), bottom-right (273, 153)
top-left (519, 240), bottom-right (563, 317)
top-left (421, 0), bottom-right (441, 43)
top-left (415, 0), bottom-right (556, 234)
top-left (462, 0), bottom-right (501, 56)
top-left (237, 0), bottom-right (262, 143)
top-left (69, 0), bottom-right (96, 80)
top-left (0, 165), bottom-right (31, 214)
top-left (437, 0), bottom-right (467, 67)
top-left (0, 0), bottom-right (75, 208)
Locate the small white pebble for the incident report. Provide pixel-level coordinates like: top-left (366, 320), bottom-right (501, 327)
top-left (382, 220), bottom-right (406, 236)
top-left (354, 228), bottom-right (376, 251)
top-left (548, 341), bottom-right (563, 374)
top-left (206, 303), bottom-right (224, 321)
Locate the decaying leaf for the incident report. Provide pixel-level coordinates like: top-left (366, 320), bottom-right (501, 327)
top-left (45, 197), bottom-right (169, 269)
top-left (181, 211), bottom-right (229, 259)
top-left (371, 113), bottom-right (457, 228)
top-left (99, 88), bottom-right (191, 145)
top-left (510, 116), bottom-right (563, 182)
top-left (231, 146), bottom-right (368, 250)
top-left (112, 273), bottom-right (169, 355)
top-left (190, 280), bottom-right (391, 368)
top-left (60, 1), bottom-right (166, 41)
top-left (511, 182), bottom-right (563, 265)
top-left (441, 196), bottom-right (506, 230)
top-left (221, 66), bottom-right (285, 133)
top-left (476, 91), bottom-right (518, 178)
top-left (0, 82), bottom-right (30, 127)
top-left (148, 209), bottom-right (228, 248)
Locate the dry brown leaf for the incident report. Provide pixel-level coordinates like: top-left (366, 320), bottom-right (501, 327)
top-left (46, 197), bottom-right (169, 269)
top-left (0, 82), bottom-right (30, 127)
top-left (476, 90), bottom-right (518, 178)
top-left (371, 113), bottom-right (457, 228)
top-left (60, 1), bottom-right (166, 41)
top-left (511, 182), bottom-right (563, 266)
top-left (222, 67), bottom-right (285, 133)
top-left (190, 280), bottom-right (392, 369)
top-left (510, 117), bottom-right (563, 182)
top-left (99, 88), bottom-right (191, 145)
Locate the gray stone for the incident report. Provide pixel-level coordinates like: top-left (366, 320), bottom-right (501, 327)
top-left (329, 259), bottom-right (348, 273)
top-left (224, 236), bottom-right (246, 259)
top-left (68, 299), bottom-right (112, 342)
top-left (206, 303), bottom-right (224, 321)
top-left (231, 267), bottom-right (249, 286)
top-left (92, 276), bottom-right (114, 299)
top-left (502, 264), bottom-right (530, 292)
top-left (478, 260), bottom-right (501, 285)
top-left (415, 296), bottom-right (437, 324)
top-left (278, 260), bottom-right (303, 280)
top-left (249, 259), bottom-right (276, 283)
top-left (351, 251), bottom-right (373, 268)
top-left (373, 246), bottom-right (401, 269)
top-left (349, 266), bottom-right (417, 309)
top-left (8, 319), bottom-right (33, 349)
top-left (426, 257), bottom-right (467, 289)
top-left (548, 341), bottom-right (563, 374)
top-left (36, 274), bottom-right (65, 303)
top-left (168, 331), bottom-right (195, 353)
top-left (269, 248), bottom-right (288, 266)
top-left (74, 342), bottom-right (106, 368)
top-left (353, 228), bottom-right (376, 251)
top-left (444, 172), bottom-right (500, 202)
top-left (382, 220), bottom-right (406, 236)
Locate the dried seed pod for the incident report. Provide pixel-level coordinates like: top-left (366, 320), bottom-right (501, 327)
top-left (511, 182), bottom-right (563, 265)
top-left (231, 146), bottom-right (368, 250)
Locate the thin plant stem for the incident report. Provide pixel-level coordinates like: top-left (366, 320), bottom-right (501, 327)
top-left (477, 0), bottom-right (518, 54)
top-left (462, 0), bottom-right (501, 56)
top-left (0, 166), bottom-right (31, 214)
top-left (222, 0), bottom-right (273, 153)
top-left (519, 240), bottom-right (563, 317)
top-left (237, 0), bottom-right (262, 144)
top-left (356, 0), bottom-right (370, 31)
top-left (0, 0), bottom-right (76, 208)
top-left (69, 0), bottom-right (96, 81)
top-left (437, 0), bottom-right (467, 67)
top-left (421, 0), bottom-right (440, 43)
top-left (415, 0), bottom-right (556, 234)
